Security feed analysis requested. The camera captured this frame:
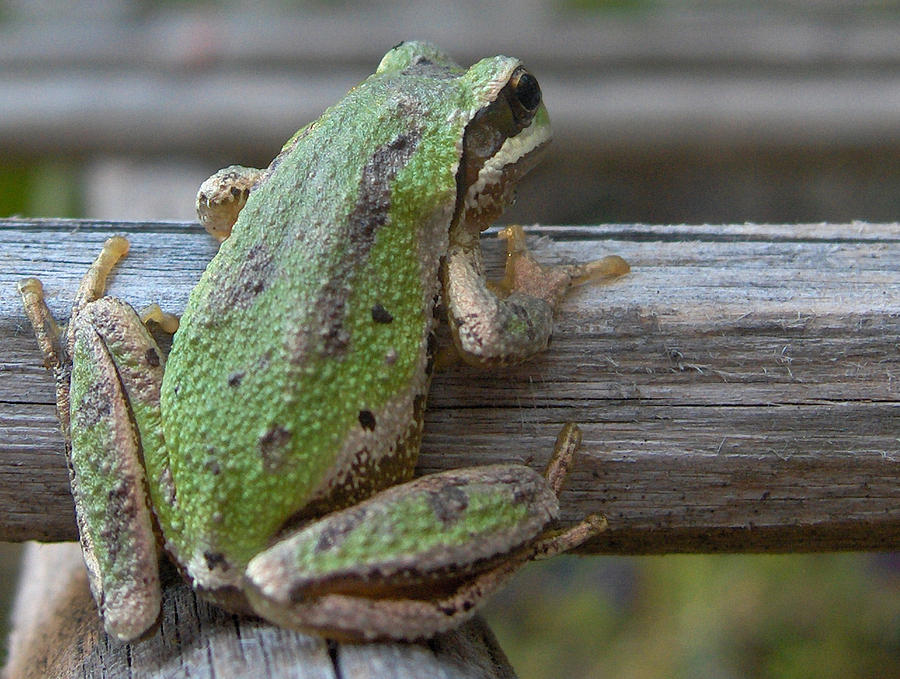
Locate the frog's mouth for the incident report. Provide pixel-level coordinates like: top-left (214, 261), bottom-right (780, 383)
top-left (454, 68), bottom-right (552, 232)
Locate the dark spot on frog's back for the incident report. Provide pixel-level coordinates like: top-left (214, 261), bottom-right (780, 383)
top-left (204, 455), bottom-right (221, 476)
top-left (210, 242), bottom-right (275, 314)
top-left (204, 551), bottom-right (228, 571)
top-left (144, 347), bottom-right (160, 367)
top-left (428, 484), bottom-right (469, 525)
top-left (358, 410), bottom-right (376, 431)
top-left (371, 303), bottom-right (393, 324)
top-left (258, 425), bottom-right (292, 472)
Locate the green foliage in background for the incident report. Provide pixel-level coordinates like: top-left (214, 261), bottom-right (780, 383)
top-left (0, 161), bottom-right (81, 219)
top-left (486, 553), bottom-right (899, 679)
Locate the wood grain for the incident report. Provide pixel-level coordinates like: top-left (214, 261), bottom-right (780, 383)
top-left (5, 544), bottom-right (514, 679)
top-left (2, 219), bottom-right (898, 552)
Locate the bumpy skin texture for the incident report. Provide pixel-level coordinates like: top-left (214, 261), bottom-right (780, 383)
top-left (159, 44), bottom-right (520, 589)
top-left (68, 300), bottom-right (163, 640)
top-left (19, 42), bottom-right (619, 642)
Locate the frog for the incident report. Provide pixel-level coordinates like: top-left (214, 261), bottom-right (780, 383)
top-left (18, 41), bottom-right (629, 642)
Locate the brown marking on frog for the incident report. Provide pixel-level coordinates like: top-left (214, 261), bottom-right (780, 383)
top-left (291, 129), bottom-right (423, 363)
top-left (427, 484), bottom-right (469, 525)
top-left (258, 425), bottom-right (292, 472)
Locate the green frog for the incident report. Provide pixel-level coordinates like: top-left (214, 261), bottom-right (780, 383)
top-left (19, 41), bottom-right (628, 642)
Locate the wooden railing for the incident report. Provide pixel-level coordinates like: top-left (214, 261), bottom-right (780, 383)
top-left (2, 219), bottom-right (898, 677)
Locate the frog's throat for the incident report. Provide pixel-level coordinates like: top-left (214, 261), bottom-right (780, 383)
top-left (461, 117), bottom-right (551, 226)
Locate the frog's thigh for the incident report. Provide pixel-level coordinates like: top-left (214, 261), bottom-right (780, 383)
top-left (280, 513), bottom-right (606, 641)
top-left (243, 465), bottom-right (560, 640)
top-left (68, 298), bottom-right (167, 641)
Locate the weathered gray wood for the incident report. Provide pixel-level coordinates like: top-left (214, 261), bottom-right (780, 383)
top-left (4, 544), bottom-right (514, 679)
top-left (2, 219), bottom-right (899, 553)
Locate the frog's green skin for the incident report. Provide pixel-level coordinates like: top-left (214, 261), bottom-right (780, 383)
top-left (18, 42), bottom-right (625, 642)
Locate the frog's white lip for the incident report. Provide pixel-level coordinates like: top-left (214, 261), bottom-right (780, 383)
top-left (463, 121), bottom-right (551, 215)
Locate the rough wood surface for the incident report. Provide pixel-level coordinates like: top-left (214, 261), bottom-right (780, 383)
top-left (4, 544), bottom-right (515, 679)
top-left (2, 219), bottom-right (899, 553)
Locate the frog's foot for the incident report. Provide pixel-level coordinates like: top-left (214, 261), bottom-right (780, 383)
top-left (243, 520), bottom-right (600, 643)
top-left (497, 225), bottom-right (630, 308)
top-left (18, 236), bottom-right (132, 433)
top-left (443, 226), bottom-right (629, 368)
top-left (536, 422), bottom-right (607, 557)
top-left (196, 165), bottom-right (263, 242)
top-left (18, 277), bottom-right (64, 374)
top-left (140, 302), bottom-right (180, 334)
top-left (71, 235), bottom-right (130, 321)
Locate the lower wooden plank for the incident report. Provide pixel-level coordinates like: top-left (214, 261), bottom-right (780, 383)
top-left (5, 543), bottom-right (515, 679)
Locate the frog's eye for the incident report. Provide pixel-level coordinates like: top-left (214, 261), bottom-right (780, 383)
top-left (510, 69), bottom-right (542, 113)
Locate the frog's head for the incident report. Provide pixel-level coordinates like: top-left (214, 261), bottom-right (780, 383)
top-left (455, 56), bottom-right (552, 232)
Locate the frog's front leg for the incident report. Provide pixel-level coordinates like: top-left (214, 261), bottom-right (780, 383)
top-left (241, 424), bottom-right (605, 641)
top-left (196, 165), bottom-right (264, 241)
top-left (19, 240), bottom-right (171, 641)
top-left (444, 225), bottom-right (629, 367)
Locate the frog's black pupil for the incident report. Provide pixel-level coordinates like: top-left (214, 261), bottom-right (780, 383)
top-left (514, 73), bottom-right (541, 111)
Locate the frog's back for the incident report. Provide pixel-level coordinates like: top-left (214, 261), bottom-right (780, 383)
top-left (158, 55), bottom-right (471, 576)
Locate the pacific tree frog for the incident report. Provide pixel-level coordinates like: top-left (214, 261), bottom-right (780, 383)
top-left (19, 41), bottom-right (629, 642)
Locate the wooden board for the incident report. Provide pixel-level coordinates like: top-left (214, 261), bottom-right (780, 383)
top-left (5, 544), bottom-right (515, 679)
top-left (2, 219), bottom-right (898, 552)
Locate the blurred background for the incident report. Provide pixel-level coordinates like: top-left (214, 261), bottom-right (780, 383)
top-left (1, 1), bottom-right (898, 677)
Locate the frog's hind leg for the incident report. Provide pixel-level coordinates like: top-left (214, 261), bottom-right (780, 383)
top-left (398, 424), bottom-right (608, 635)
top-left (255, 510), bottom-right (605, 642)
top-left (19, 238), bottom-right (170, 641)
top-left (18, 278), bottom-right (64, 372)
top-left (531, 421), bottom-right (609, 557)
top-left (70, 235), bottom-right (131, 323)
top-left (65, 297), bottom-right (171, 640)
top-left (18, 236), bottom-right (131, 457)
top-left (242, 424), bottom-right (606, 641)
top-left (241, 462), bottom-right (559, 641)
